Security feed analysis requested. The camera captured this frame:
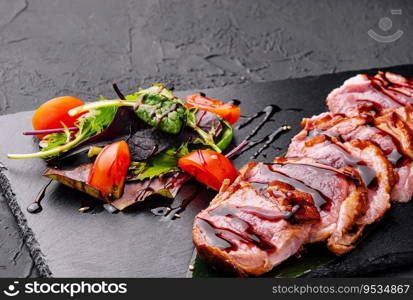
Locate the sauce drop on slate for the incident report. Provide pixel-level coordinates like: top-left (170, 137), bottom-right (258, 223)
top-left (27, 179), bottom-right (53, 214)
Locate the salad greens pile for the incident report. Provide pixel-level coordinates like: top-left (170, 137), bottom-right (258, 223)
top-left (8, 84), bottom-right (234, 180)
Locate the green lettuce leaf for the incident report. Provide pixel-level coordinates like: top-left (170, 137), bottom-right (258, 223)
top-left (125, 84), bottom-right (186, 135)
top-left (40, 132), bottom-right (67, 152)
top-left (76, 104), bottom-right (118, 139)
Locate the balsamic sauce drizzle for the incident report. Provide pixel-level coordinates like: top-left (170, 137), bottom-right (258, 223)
top-left (211, 205), bottom-right (294, 222)
top-left (264, 164), bottom-right (330, 210)
top-left (229, 104), bottom-right (296, 159)
top-left (387, 148), bottom-right (404, 166)
top-left (305, 128), bottom-right (379, 188)
top-left (236, 105), bottom-right (280, 136)
top-left (197, 203), bottom-right (302, 252)
top-left (197, 219), bottom-right (236, 251)
top-left (374, 126), bottom-right (405, 166)
top-left (249, 126), bottom-right (291, 159)
top-left (27, 179), bottom-right (53, 214)
top-left (196, 160), bottom-right (345, 251)
top-left (229, 126), bottom-right (291, 160)
top-left (328, 142), bottom-right (376, 188)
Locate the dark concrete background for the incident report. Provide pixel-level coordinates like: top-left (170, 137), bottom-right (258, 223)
top-left (0, 0), bottom-right (412, 277)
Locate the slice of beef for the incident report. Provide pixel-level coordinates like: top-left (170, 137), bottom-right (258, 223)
top-left (270, 157), bottom-right (367, 255)
top-left (194, 71), bottom-right (413, 276)
top-left (193, 165), bottom-right (311, 276)
top-left (343, 140), bottom-right (394, 224)
top-left (382, 106), bottom-right (413, 134)
top-left (326, 74), bottom-right (405, 116)
top-left (326, 72), bottom-right (413, 131)
top-left (374, 72), bottom-right (413, 106)
top-left (373, 111), bottom-right (413, 202)
top-left (287, 134), bottom-right (394, 226)
top-left (300, 112), bottom-right (413, 202)
top-left (193, 161), bottom-right (363, 275)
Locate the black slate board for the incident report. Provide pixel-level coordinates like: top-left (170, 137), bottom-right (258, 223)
top-left (1, 65), bottom-right (413, 277)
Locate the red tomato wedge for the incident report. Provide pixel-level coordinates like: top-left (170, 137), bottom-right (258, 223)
top-left (184, 94), bottom-right (240, 125)
top-left (32, 96), bottom-right (85, 138)
top-left (87, 141), bottom-right (131, 199)
top-left (178, 150), bottom-right (238, 191)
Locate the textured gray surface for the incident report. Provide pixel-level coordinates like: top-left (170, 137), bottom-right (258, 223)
top-left (0, 0), bottom-right (412, 277)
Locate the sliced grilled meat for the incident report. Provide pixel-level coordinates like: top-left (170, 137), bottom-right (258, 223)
top-left (193, 164), bottom-right (311, 276)
top-left (193, 71), bottom-right (413, 276)
top-left (327, 74), bottom-right (405, 116)
top-left (373, 111), bottom-right (413, 202)
top-left (288, 134), bottom-right (394, 226)
top-left (271, 157), bottom-right (367, 255)
top-left (375, 72), bottom-right (413, 106)
top-left (298, 112), bottom-right (413, 202)
top-left (326, 72), bottom-right (413, 131)
top-left (193, 161), bottom-right (364, 275)
top-left (383, 106), bottom-right (413, 134)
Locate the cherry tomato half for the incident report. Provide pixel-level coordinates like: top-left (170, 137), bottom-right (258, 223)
top-left (87, 140), bottom-right (131, 199)
top-left (178, 150), bottom-right (238, 191)
top-left (32, 96), bottom-right (85, 138)
top-left (184, 94), bottom-right (241, 125)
